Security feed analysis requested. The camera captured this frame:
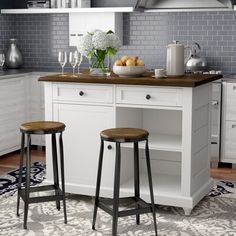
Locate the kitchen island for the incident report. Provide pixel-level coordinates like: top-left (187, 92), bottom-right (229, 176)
top-left (39, 72), bottom-right (221, 215)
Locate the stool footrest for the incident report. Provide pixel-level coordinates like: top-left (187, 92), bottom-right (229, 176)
top-left (97, 197), bottom-right (154, 218)
top-left (29, 184), bottom-right (59, 193)
top-left (19, 184), bottom-right (63, 204)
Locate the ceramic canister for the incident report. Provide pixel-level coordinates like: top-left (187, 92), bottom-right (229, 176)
top-left (166, 41), bottom-right (185, 77)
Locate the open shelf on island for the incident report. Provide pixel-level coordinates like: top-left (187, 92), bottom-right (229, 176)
top-left (116, 107), bottom-right (182, 152)
top-left (122, 133), bottom-right (182, 152)
top-left (120, 173), bottom-right (182, 206)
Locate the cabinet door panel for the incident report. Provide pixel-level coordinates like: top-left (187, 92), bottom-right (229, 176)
top-left (52, 104), bottom-right (115, 192)
top-left (0, 77), bottom-right (27, 155)
top-left (223, 121), bottom-right (236, 160)
top-left (225, 83), bottom-right (236, 120)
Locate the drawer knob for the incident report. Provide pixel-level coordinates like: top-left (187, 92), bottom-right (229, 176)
top-left (79, 91), bottom-right (84, 96)
top-left (146, 94), bottom-right (151, 100)
top-left (107, 145), bottom-right (112, 150)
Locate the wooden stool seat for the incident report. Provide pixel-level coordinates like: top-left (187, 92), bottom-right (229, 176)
top-left (20, 121), bottom-right (65, 134)
top-left (100, 128), bottom-right (149, 143)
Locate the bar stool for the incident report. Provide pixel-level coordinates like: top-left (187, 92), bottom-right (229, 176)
top-left (92, 128), bottom-right (158, 236)
top-left (16, 121), bottom-right (67, 229)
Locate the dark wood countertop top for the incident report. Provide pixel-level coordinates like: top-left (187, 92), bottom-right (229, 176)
top-left (39, 72), bottom-right (222, 87)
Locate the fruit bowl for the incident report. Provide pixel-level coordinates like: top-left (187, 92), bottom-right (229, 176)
top-left (113, 66), bottom-right (146, 77)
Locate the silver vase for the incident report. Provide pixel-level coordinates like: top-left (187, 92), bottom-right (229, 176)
top-left (6, 39), bottom-right (23, 69)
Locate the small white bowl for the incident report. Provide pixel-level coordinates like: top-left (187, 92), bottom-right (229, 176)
top-left (113, 66), bottom-right (146, 77)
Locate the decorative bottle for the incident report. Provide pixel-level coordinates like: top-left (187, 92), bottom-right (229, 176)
top-left (5, 39), bottom-right (23, 69)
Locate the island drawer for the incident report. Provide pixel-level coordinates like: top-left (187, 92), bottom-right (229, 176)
top-left (116, 86), bottom-right (183, 107)
top-left (53, 84), bottom-right (113, 104)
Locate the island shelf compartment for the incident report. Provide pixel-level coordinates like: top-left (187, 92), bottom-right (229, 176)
top-left (114, 107), bottom-right (183, 203)
top-left (118, 148), bottom-right (182, 205)
top-left (115, 107), bottom-right (182, 152)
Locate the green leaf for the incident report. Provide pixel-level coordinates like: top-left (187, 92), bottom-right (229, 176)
top-left (107, 47), bottom-right (117, 57)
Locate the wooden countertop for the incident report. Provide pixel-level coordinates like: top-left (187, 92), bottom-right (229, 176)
top-left (39, 71), bottom-right (222, 87)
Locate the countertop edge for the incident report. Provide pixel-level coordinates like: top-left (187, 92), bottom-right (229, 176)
top-left (38, 73), bottom-right (223, 88)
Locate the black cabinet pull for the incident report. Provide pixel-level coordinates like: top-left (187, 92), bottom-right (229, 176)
top-left (146, 94), bottom-right (151, 100)
top-left (107, 145), bottom-right (112, 150)
top-left (79, 91), bottom-right (84, 96)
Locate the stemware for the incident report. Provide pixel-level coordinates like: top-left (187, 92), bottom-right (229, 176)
top-left (0, 54), bottom-right (5, 71)
top-left (69, 51), bottom-right (79, 76)
top-left (58, 51), bottom-right (67, 76)
top-left (76, 51), bottom-right (83, 73)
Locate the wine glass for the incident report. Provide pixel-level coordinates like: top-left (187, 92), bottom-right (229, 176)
top-left (69, 51), bottom-right (79, 76)
top-left (76, 51), bottom-right (83, 74)
top-left (58, 51), bottom-right (67, 76)
top-left (0, 54), bottom-right (5, 71)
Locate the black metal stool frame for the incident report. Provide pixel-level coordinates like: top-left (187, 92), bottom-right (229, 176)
top-left (92, 138), bottom-right (158, 236)
top-left (16, 132), bottom-right (67, 229)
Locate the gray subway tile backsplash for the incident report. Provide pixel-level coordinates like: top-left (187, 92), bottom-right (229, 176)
top-left (1, 11), bottom-right (236, 73)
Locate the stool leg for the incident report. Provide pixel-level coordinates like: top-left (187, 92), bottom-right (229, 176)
top-left (52, 133), bottom-right (60, 210)
top-left (145, 140), bottom-right (158, 236)
top-left (17, 133), bottom-right (25, 217)
top-left (24, 134), bottom-right (31, 229)
top-left (59, 132), bottom-right (67, 224)
top-left (134, 142), bottom-right (140, 225)
top-left (112, 142), bottom-right (121, 236)
top-left (92, 139), bottom-right (104, 230)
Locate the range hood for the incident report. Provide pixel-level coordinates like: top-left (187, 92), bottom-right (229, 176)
top-left (135, 0), bottom-right (236, 11)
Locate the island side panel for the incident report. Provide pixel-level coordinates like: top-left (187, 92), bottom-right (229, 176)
top-left (181, 84), bottom-right (213, 209)
top-left (191, 83), bottom-right (213, 205)
top-left (181, 87), bottom-right (193, 198)
top-left (44, 82), bottom-right (54, 184)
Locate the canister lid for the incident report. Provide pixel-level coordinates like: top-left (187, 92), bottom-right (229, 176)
top-left (167, 41), bottom-right (184, 47)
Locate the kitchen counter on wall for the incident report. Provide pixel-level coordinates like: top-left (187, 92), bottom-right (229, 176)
top-left (39, 72), bottom-right (222, 87)
top-left (0, 69), bottom-right (32, 79)
top-left (0, 69), bottom-right (59, 80)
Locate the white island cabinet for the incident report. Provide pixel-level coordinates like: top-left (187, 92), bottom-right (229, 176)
top-left (42, 74), bottom-right (219, 215)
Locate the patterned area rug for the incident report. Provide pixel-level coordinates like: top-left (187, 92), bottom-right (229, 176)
top-left (1, 194), bottom-right (236, 235)
top-left (209, 180), bottom-right (236, 198)
top-left (0, 162), bottom-right (45, 198)
top-left (1, 164), bottom-right (236, 235)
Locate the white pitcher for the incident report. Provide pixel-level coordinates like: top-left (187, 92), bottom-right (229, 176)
top-left (166, 41), bottom-right (187, 77)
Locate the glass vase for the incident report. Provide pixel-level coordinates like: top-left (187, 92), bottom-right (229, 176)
top-left (89, 55), bottom-right (111, 76)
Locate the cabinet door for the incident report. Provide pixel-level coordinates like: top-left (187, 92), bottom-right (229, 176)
top-left (0, 77), bottom-right (27, 155)
top-left (222, 121), bottom-right (236, 162)
top-left (52, 103), bottom-right (115, 195)
top-left (224, 82), bottom-right (236, 121)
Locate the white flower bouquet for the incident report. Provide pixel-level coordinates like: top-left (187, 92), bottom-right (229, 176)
top-left (77, 30), bottom-right (121, 75)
